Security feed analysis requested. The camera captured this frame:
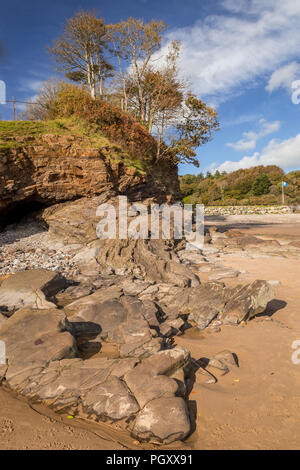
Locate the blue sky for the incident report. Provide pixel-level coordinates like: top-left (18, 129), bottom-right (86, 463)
top-left (0, 0), bottom-right (300, 175)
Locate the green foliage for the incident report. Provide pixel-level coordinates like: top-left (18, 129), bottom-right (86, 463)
top-left (168, 94), bottom-right (219, 166)
top-left (252, 174), bottom-right (272, 196)
top-left (26, 82), bottom-right (156, 161)
top-left (179, 165), bottom-right (299, 205)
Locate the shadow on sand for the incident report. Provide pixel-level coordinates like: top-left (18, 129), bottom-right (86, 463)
top-left (256, 299), bottom-right (287, 319)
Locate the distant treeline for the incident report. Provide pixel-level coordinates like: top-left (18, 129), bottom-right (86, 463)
top-left (180, 165), bottom-right (300, 205)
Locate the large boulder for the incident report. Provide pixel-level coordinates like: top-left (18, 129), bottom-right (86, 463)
top-left (124, 348), bottom-right (190, 408)
top-left (220, 280), bottom-right (274, 324)
top-left (189, 305), bottom-right (219, 330)
top-left (0, 269), bottom-right (67, 315)
top-left (42, 193), bottom-right (200, 288)
top-left (125, 373), bottom-right (179, 409)
top-left (132, 397), bottom-right (191, 444)
top-left (164, 279), bottom-right (273, 328)
top-left (163, 282), bottom-right (226, 329)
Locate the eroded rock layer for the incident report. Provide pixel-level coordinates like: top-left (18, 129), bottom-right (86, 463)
top-left (0, 134), bottom-right (180, 224)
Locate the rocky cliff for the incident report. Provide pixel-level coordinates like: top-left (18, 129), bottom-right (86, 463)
top-left (0, 121), bottom-right (180, 226)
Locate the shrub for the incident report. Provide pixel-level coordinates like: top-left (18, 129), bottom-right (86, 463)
top-left (27, 81), bottom-right (157, 161)
top-left (252, 174), bottom-right (272, 196)
top-left (179, 165), bottom-right (299, 205)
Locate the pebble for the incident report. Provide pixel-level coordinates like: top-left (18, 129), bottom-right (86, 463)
top-left (268, 280), bottom-right (281, 287)
top-left (0, 220), bottom-right (78, 277)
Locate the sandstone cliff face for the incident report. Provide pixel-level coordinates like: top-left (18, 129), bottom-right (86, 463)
top-left (0, 133), bottom-right (180, 225)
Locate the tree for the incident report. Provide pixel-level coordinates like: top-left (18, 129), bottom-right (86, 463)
top-left (196, 173), bottom-right (204, 181)
top-left (158, 93), bottom-right (219, 166)
top-left (22, 79), bottom-right (88, 120)
top-left (143, 41), bottom-right (183, 132)
top-left (46, 13), bottom-right (219, 168)
top-left (125, 60), bottom-right (184, 133)
top-left (48, 10), bottom-right (112, 99)
top-left (65, 60), bottom-right (114, 98)
top-left (21, 78), bottom-right (61, 120)
top-left (107, 17), bottom-right (167, 120)
top-left (252, 174), bottom-right (272, 196)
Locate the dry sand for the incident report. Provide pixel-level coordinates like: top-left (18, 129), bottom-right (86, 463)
top-left (1, 214), bottom-right (300, 450)
top-left (180, 216), bottom-right (300, 450)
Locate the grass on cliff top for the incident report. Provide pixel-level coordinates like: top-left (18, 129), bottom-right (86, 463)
top-left (0, 118), bottom-right (147, 174)
top-left (0, 118), bottom-right (115, 147)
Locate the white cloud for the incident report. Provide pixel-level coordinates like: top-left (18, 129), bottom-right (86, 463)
top-left (213, 133), bottom-right (300, 172)
top-left (156, 0), bottom-right (300, 102)
top-left (18, 79), bottom-right (44, 93)
top-left (221, 0), bottom-right (250, 14)
top-left (266, 62), bottom-right (300, 93)
top-left (226, 119), bottom-right (281, 151)
top-left (227, 132), bottom-right (257, 152)
top-left (223, 113), bottom-right (262, 127)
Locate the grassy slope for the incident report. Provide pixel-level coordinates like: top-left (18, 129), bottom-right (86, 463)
top-left (0, 118), bottom-right (147, 174)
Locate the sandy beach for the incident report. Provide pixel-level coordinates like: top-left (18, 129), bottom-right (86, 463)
top-left (0, 214), bottom-right (299, 450)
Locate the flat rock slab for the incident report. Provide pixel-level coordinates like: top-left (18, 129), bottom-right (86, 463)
top-left (0, 307), bottom-right (77, 374)
top-left (67, 291), bottom-right (163, 359)
top-left (209, 269), bottom-right (240, 281)
top-left (124, 348), bottom-right (190, 385)
top-left (125, 372), bottom-right (179, 408)
top-left (132, 397), bottom-right (191, 444)
top-left (0, 269), bottom-right (67, 313)
top-left (83, 376), bottom-right (139, 421)
top-left (268, 280), bottom-right (281, 287)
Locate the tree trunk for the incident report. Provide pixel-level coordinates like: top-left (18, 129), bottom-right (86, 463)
top-left (123, 79), bottom-right (128, 112)
top-left (137, 83), bottom-right (145, 122)
top-left (99, 77), bottom-right (103, 98)
top-left (156, 132), bottom-right (161, 160)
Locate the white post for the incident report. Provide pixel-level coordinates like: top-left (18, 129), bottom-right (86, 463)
top-left (282, 182), bottom-right (285, 205)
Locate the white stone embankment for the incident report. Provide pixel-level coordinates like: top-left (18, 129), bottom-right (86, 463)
top-left (204, 205), bottom-right (295, 216)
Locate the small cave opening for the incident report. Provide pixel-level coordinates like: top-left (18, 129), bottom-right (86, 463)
top-left (0, 199), bottom-right (50, 232)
